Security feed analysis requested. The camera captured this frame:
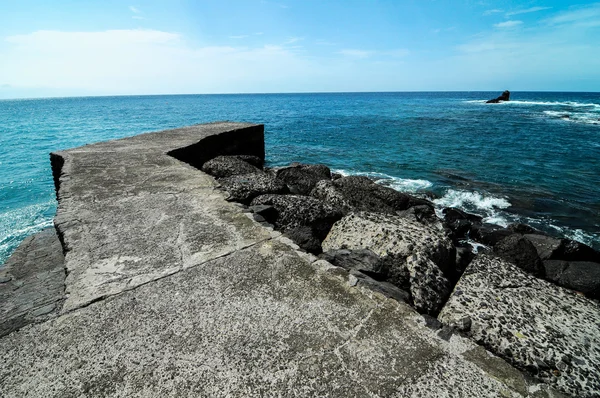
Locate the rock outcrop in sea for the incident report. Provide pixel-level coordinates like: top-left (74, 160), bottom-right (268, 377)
top-left (486, 90), bottom-right (511, 103)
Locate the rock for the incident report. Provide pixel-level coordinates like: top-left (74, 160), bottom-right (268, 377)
top-left (442, 208), bottom-right (483, 242)
top-left (525, 234), bottom-right (600, 263)
top-left (493, 234), bottom-right (544, 276)
top-left (311, 176), bottom-right (423, 215)
top-left (236, 155), bottom-right (263, 168)
top-left (249, 204), bottom-right (278, 223)
top-left (507, 223), bottom-right (540, 235)
top-left (274, 163), bottom-right (331, 195)
top-left (319, 249), bottom-right (392, 280)
top-left (284, 226), bottom-right (323, 254)
top-left (439, 254), bottom-right (600, 398)
top-left (250, 194), bottom-right (343, 252)
top-left (486, 90), bottom-right (510, 104)
top-left (406, 254), bottom-right (451, 315)
top-left (396, 205), bottom-right (438, 225)
top-left (543, 260), bottom-right (600, 299)
top-left (454, 246), bottom-right (475, 281)
top-left (218, 172), bottom-right (288, 204)
top-left (524, 234), bottom-right (563, 261)
top-left (442, 208), bottom-right (483, 224)
top-left (201, 155), bottom-right (261, 178)
top-left (322, 212), bottom-right (455, 286)
top-left (470, 223), bottom-right (512, 246)
top-left (349, 270), bottom-right (411, 303)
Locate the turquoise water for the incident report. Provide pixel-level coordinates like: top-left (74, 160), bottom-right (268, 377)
top-left (1, 92), bottom-right (599, 264)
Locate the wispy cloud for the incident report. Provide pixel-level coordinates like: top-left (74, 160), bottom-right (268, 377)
top-left (284, 37), bottom-right (303, 44)
top-left (544, 3), bottom-right (600, 27)
top-left (494, 20), bottom-right (523, 29)
top-left (129, 6), bottom-right (141, 14)
top-left (506, 6), bottom-right (551, 17)
top-left (337, 48), bottom-right (409, 59)
top-left (483, 9), bottom-right (503, 16)
top-left (229, 35), bottom-right (249, 39)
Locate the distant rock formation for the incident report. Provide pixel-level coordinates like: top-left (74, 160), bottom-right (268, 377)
top-left (486, 90), bottom-right (510, 103)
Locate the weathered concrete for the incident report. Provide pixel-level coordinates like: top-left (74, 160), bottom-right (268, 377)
top-left (0, 228), bottom-right (65, 337)
top-left (0, 122), bottom-right (566, 397)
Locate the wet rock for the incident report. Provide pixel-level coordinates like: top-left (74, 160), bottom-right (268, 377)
top-left (507, 223), bottom-right (540, 235)
top-left (406, 254), bottom-right (451, 315)
top-left (543, 260), bottom-right (600, 299)
top-left (201, 155), bottom-right (261, 178)
top-left (311, 176), bottom-right (424, 215)
top-left (486, 90), bottom-right (510, 103)
top-left (470, 224), bottom-right (512, 246)
top-left (525, 234), bottom-right (600, 263)
top-left (218, 172), bottom-right (288, 204)
top-left (493, 234), bottom-right (544, 276)
top-left (524, 234), bottom-right (564, 261)
top-left (322, 212), bottom-right (455, 287)
top-left (442, 208), bottom-right (483, 242)
top-left (439, 254), bottom-right (600, 398)
top-left (273, 163), bottom-right (332, 195)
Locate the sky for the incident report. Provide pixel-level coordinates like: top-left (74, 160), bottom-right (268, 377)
top-left (0, 0), bottom-right (599, 98)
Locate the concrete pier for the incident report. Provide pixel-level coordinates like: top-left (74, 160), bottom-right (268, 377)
top-left (0, 123), bottom-right (564, 397)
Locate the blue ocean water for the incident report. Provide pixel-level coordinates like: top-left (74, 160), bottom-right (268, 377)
top-left (1, 92), bottom-right (599, 264)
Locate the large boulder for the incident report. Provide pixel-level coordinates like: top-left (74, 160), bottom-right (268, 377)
top-left (311, 176), bottom-right (428, 215)
top-left (486, 90), bottom-right (510, 103)
top-left (493, 234), bottom-right (543, 276)
top-left (250, 194), bottom-right (343, 253)
top-left (470, 223), bottom-right (512, 246)
top-left (322, 212), bottom-right (455, 295)
top-left (442, 208), bottom-right (483, 242)
top-left (543, 260), bottom-right (600, 299)
top-left (525, 234), bottom-right (600, 263)
top-left (272, 163), bottom-right (332, 195)
top-left (218, 172), bottom-right (288, 204)
top-left (406, 254), bottom-right (451, 315)
top-left (439, 255), bottom-right (600, 398)
top-left (201, 155), bottom-right (261, 178)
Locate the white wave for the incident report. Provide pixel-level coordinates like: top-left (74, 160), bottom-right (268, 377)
top-left (332, 169), bottom-right (433, 193)
top-left (433, 189), bottom-right (511, 212)
top-left (465, 99), bottom-right (600, 109)
top-left (543, 110), bottom-right (600, 125)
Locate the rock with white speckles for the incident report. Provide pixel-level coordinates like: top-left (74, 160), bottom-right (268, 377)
top-left (438, 254), bottom-right (600, 398)
top-left (406, 253), bottom-right (451, 315)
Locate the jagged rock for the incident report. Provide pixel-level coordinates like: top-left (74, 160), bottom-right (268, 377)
top-left (442, 208), bottom-right (483, 242)
top-left (236, 155), bottom-right (263, 168)
top-left (249, 204), bottom-right (278, 222)
top-left (470, 223), bottom-right (512, 246)
top-left (507, 223), bottom-right (540, 234)
top-left (493, 234), bottom-right (544, 276)
top-left (218, 172), bottom-right (288, 204)
top-left (486, 90), bottom-right (510, 103)
top-left (396, 205), bottom-right (439, 226)
top-left (543, 260), bottom-right (600, 299)
top-left (319, 249), bottom-right (392, 280)
top-left (348, 269), bottom-right (411, 303)
top-left (525, 234), bottom-right (600, 263)
top-left (406, 254), bottom-right (451, 315)
top-left (311, 176), bottom-right (427, 215)
top-left (439, 254), bottom-right (600, 398)
top-left (273, 163), bottom-right (331, 195)
top-left (250, 194), bottom-right (343, 252)
top-left (453, 246), bottom-right (475, 282)
top-left (201, 155), bottom-right (261, 178)
top-left (284, 226), bottom-right (323, 253)
top-left (322, 212), bottom-right (455, 287)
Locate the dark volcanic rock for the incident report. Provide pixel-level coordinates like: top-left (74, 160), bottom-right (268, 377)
top-left (442, 208), bottom-right (483, 241)
top-left (543, 260), bottom-right (600, 299)
top-left (251, 194), bottom-right (343, 253)
top-left (320, 248), bottom-right (392, 280)
top-left (202, 155), bottom-right (261, 178)
top-left (524, 234), bottom-right (563, 261)
top-left (470, 223), bottom-right (512, 246)
top-left (236, 155), bottom-right (263, 168)
top-left (406, 253), bottom-right (451, 315)
top-left (525, 234), bottom-right (600, 263)
top-left (273, 163), bottom-right (332, 195)
top-left (507, 223), bottom-right (540, 235)
top-left (284, 226), bottom-right (323, 253)
top-left (312, 176), bottom-right (427, 215)
top-left (486, 90), bottom-right (510, 104)
top-left (218, 172), bottom-right (288, 204)
top-left (493, 234), bottom-right (544, 276)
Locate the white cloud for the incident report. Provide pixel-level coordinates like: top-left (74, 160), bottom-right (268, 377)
top-left (544, 3), bottom-right (600, 27)
top-left (129, 6), bottom-right (141, 14)
top-left (483, 9), bottom-right (504, 16)
top-left (506, 7), bottom-right (551, 17)
top-left (494, 20), bottom-right (523, 29)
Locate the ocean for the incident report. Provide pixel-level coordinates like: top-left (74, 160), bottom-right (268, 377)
top-left (1, 92), bottom-right (599, 264)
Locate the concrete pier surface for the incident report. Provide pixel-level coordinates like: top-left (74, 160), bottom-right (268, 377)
top-left (0, 123), bottom-right (564, 397)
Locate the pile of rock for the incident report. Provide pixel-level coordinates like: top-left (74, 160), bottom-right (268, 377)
top-left (202, 155), bottom-right (600, 397)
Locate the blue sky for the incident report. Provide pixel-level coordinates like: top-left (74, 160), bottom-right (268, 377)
top-left (1, 0), bottom-right (599, 97)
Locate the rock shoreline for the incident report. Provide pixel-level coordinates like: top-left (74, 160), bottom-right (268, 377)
top-left (202, 154), bottom-right (600, 397)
